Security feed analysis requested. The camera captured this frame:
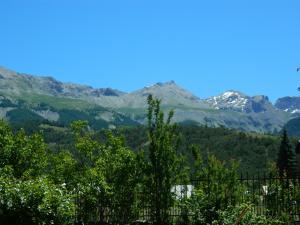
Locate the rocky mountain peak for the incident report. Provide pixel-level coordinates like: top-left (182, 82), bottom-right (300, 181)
top-left (127, 80), bottom-right (207, 109)
top-left (164, 80), bottom-right (176, 85)
top-left (147, 80), bottom-right (177, 88)
top-left (206, 90), bottom-right (249, 111)
top-left (275, 97), bottom-right (300, 114)
top-left (91, 88), bottom-right (125, 97)
top-left (206, 91), bottom-right (275, 114)
top-left (0, 65), bottom-right (296, 133)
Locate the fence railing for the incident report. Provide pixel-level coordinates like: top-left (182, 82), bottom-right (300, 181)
top-left (75, 174), bottom-right (300, 224)
top-left (237, 173), bottom-right (300, 218)
top-left (189, 174), bottom-right (300, 218)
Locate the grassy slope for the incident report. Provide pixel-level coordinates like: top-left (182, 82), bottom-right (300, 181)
top-left (19, 93), bottom-right (95, 110)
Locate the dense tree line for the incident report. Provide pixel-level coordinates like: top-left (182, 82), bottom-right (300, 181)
top-left (114, 125), bottom-right (299, 175)
top-left (14, 120), bottom-right (294, 175)
top-left (49, 124), bottom-right (300, 176)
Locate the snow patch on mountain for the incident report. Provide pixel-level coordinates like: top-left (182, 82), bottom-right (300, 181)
top-left (291, 109), bottom-right (300, 114)
top-left (206, 91), bottom-right (249, 112)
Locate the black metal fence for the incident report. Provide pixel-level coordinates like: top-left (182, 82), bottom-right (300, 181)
top-left (75, 174), bottom-right (300, 224)
top-left (189, 174), bottom-right (300, 218)
top-left (238, 173), bottom-right (300, 219)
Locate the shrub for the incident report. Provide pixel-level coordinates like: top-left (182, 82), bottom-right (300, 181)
top-left (212, 204), bottom-right (283, 225)
top-left (0, 176), bottom-right (75, 225)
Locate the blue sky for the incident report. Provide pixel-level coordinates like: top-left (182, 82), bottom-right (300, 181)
top-left (0, 0), bottom-right (299, 102)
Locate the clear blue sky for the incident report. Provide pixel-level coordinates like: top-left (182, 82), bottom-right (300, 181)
top-left (0, 0), bottom-right (299, 101)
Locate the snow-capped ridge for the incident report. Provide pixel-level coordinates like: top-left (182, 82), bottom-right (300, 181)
top-left (206, 90), bottom-right (249, 112)
top-left (205, 91), bottom-right (275, 114)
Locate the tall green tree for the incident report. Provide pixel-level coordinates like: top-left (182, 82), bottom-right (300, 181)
top-left (277, 129), bottom-right (297, 177)
top-left (70, 120), bottom-right (139, 225)
top-left (144, 95), bottom-right (182, 225)
top-left (95, 132), bottom-right (139, 225)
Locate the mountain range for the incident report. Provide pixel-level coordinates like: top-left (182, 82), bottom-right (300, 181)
top-left (0, 66), bottom-right (299, 134)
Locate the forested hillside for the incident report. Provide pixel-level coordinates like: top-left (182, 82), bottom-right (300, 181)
top-left (13, 118), bottom-right (297, 175)
top-left (114, 125), bottom-right (299, 174)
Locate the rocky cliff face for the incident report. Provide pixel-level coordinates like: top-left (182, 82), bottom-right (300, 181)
top-left (275, 97), bottom-right (300, 114)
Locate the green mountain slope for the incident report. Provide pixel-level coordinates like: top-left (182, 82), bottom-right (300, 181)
top-left (0, 95), bottom-right (138, 130)
top-left (0, 66), bottom-right (295, 133)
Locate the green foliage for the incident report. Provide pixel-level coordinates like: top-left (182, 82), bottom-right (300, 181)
top-left (58, 109), bottom-right (109, 129)
top-left (34, 102), bottom-right (55, 111)
top-left (0, 120), bottom-right (74, 224)
top-left (264, 178), bottom-right (300, 223)
top-left (48, 150), bottom-right (77, 187)
top-left (20, 93), bottom-right (93, 110)
top-left (277, 129), bottom-right (298, 177)
top-left (69, 120), bottom-right (140, 225)
top-left (120, 125), bottom-right (282, 175)
top-left (144, 95), bottom-right (183, 225)
top-left (0, 176), bottom-right (75, 225)
top-left (7, 108), bottom-right (45, 124)
top-left (197, 155), bottom-right (243, 209)
top-left (178, 153), bottom-right (245, 225)
top-left (0, 97), bottom-right (16, 107)
top-left (212, 204), bottom-right (283, 225)
top-left (0, 120), bottom-right (47, 179)
top-left (95, 132), bottom-right (139, 225)
top-left (70, 120), bottom-right (89, 137)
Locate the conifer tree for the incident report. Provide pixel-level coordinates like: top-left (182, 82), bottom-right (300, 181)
top-left (277, 129), bottom-right (297, 177)
top-left (296, 141), bottom-right (300, 176)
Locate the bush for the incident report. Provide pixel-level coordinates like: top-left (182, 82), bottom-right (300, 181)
top-left (0, 176), bottom-right (75, 225)
top-left (212, 204), bottom-right (283, 225)
top-left (183, 153), bottom-right (245, 224)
